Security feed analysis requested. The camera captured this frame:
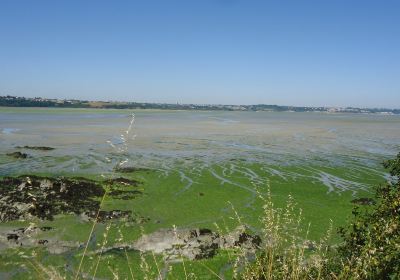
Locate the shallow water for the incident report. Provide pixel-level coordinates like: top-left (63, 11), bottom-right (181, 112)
top-left (0, 107), bottom-right (399, 180)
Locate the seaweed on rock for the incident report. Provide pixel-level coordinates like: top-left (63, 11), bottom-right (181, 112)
top-left (0, 176), bottom-right (105, 221)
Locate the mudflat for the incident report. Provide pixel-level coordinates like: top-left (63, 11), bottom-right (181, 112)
top-left (1, 108), bottom-right (399, 278)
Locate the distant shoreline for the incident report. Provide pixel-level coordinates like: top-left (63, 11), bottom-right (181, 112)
top-left (1, 95), bottom-right (399, 115)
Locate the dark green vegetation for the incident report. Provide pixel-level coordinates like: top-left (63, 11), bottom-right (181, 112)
top-left (337, 153), bottom-right (400, 279)
top-left (2, 95), bottom-right (399, 114)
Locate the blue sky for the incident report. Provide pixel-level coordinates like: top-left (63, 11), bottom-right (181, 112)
top-left (0, 0), bottom-right (399, 108)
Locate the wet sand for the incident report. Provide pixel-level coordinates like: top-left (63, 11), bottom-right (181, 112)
top-left (1, 108), bottom-right (399, 176)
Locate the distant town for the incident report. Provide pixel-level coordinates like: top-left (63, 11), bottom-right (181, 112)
top-left (1, 95), bottom-right (399, 115)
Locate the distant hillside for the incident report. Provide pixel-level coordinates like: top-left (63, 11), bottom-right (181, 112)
top-left (1, 95), bottom-right (399, 114)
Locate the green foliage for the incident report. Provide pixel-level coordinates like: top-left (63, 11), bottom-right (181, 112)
top-left (337, 153), bottom-right (400, 279)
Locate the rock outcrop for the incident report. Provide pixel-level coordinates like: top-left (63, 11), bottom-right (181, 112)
top-left (132, 226), bottom-right (261, 261)
top-left (0, 176), bottom-right (105, 222)
top-left (351, 197), bottom-right (376, 205)
top-left (6, 152), bottom-right (28, 159)
top-left (16, 146), bottom-right (55, 151)
top-left (0, 175), bottom-right (143, 222)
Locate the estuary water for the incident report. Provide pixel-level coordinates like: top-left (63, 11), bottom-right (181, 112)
top-left (1, 107), bottom-right (399, 177)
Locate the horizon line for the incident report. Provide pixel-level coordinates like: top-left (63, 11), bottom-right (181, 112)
top-left (2, 94), bottom-right (400, 111)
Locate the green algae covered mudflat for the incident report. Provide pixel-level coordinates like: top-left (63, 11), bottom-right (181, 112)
top-left (1, 108), bottom-right (399, 279)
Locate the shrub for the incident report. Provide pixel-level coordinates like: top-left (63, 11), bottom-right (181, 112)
top-left (336, 153), bottom-right (400, 279)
